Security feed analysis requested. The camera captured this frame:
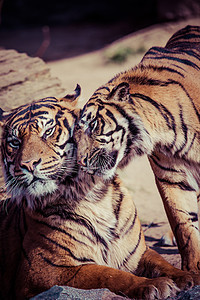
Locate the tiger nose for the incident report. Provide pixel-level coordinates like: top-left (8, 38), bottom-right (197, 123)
top-left (20, 158), bottom-right (41, 172)
top-left (78, 156), bottom-right (88, 167)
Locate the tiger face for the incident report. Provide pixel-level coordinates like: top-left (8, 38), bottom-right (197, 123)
top-left (0, 85), bottom-right (81, 209)
top-left (75, 83), bottom-right (152, 180)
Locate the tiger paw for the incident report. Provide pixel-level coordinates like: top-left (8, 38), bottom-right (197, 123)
top-left (189, 272), bottom-right (200, 286)
top-left (171, 271), bottom-right (195, 290)
top-left (160, 230), bottom-right (177, 246)
top-left (131, 277), bottom-right (180, 300)
top-left (169, 268), bottom-right (200, 290)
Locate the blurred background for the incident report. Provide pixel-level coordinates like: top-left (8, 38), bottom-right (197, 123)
top-left (0, 0), bottom-right (200, 61)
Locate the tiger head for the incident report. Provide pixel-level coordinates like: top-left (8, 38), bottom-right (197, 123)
top-left (74, 82), bottom-right (152, 180)
top-left (0, 85), bottom-right (81, 210)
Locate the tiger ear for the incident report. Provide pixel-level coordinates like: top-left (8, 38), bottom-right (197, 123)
top-left (108, 82), bottom-right (130, 101)
top-left (0, 108), bottom-right (11, 127)
top-left (60, 84), bottom-right (81, 107)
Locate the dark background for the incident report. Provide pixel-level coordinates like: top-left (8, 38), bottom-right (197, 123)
top-left (0, 0), bottom-right (199, 61)
top-left (1, 0), bottom-right (200, 27)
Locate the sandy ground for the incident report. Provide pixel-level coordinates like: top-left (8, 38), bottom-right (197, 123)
top-left (47, 17), bottom-right (200, 269)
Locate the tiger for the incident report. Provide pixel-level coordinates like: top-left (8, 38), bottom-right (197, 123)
top-left (0, 86), bottom-right (198, 300)
top-left (74, 25), bottom-right (200, 274)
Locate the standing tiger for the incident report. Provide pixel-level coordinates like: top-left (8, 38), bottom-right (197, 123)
top-left (75, 25), bottom-right (200, 274)
top-left (0, 87), bottom-right (199, 300)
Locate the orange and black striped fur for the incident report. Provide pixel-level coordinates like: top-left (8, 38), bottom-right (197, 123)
top-left (0, 86), bottom-right (199, 299)
top-left (75, 25), bottom-right (200, 273)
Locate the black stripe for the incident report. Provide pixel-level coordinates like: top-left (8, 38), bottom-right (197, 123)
top-left (125, 74), bottom-right (187, 87)
top-left (183, 133), bottom-right (196, 157)
top-left (175, 81), bottom-right (200, 122)
top-left (40, 233), bottom-right (95, 263)
top-left (175, 104), bottom-right (188, 155)
top-left (88, 95), bottom-right (99, 101)
top-left (189, 212), bottom-right (198, 222)
top-left (31, 110), bottom-right (50, 117)
top-left (97, 108), bottom-right (126, 143)
top-left (145, 65), bottom-right (185, 78)
top-left (179, 49), bottom-right (200, 61)
top-left (105, 108), bottom-right (118, 124)
top-left (150, 155), bottom-right (179, 172)
top-left (124, 209), bottom-right (137, 236)
top-left (101, 249), bottom-right (108, 264)
top-left (40, 163), bottom-right (60, 171)
top-left (83, 102), bottom-right (96, 109)
top-left (119, 208), bottom-right (137, 237)
top-left (55, 126), bottom-right (62, 142)
top-left (9, 102), bottom-right (67, 127)
top-left (55, 111), bottom-right (62, 126)
top-left (94, 99), bottom-right (137, 138)
top-left (122, 228), bottom-right (142, 266)
top-left (55, 139), bottom-right (73, 150)
top-left (156, 177), bottom-right (196, 191)
top-left (95, 86), bottom-right (111, 93)
top-left (39, 97), bottom-right (58, 103)
top-left (109, 103), bottom-right (140, 138)
top-left (167, 32), bottom-right (200, 45)
top-left (132, 92), bottom-right (176, 134)
top-left (125, 75), bottom-right (168, 86)
top-left (171, 63), bottom-right (186, 71)
top-left (36, 220), bottom-right (93, 246)
top-left (145, 47), bottom-right (200, 70)
top-left (39, 210), bottom-right (108, 249)
top-left (114, 193), bottom-right (123, 221)
top-left (114, 193), bottom-right (123, 220)
top-left (39, 252), bottom-right (78, 268)
top-left (39, 254), bottom-right (85, 283)
top-left (150, 54), bottom-right (200, 70)
top-left (11, 110), bottom-right (49, 126)
top-left (42, 158), bottom-right (57, 165)
top-left (175, 209), bottom-right (198, 223)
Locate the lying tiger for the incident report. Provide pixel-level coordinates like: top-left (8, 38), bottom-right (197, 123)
top-left (74, 25), bottom-right (200, 274)
top-left (0, 87), bottom-right (199, 300)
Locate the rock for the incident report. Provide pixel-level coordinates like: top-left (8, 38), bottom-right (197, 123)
top-left (31, 285), bottom-right (200, 300)
top-left (0, 49), bottom-right (64, 111)
top-left (30, 286), bottom-right (127, 300)
top-left (174, 285), bottom-right (200, 300)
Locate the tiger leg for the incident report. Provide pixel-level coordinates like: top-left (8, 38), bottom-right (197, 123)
top-left (160, 229), bottom-right (177, 246)
top-left (160, 192), bottom-right (199, 246)
top-left (16, 262), bottom-right (179, 300)
top-left (136, 247), bottom-right (200, 289)
top-left (155, 178), bottom-right (200, 273)
top-left (66, 264), bottom-right (180, 300)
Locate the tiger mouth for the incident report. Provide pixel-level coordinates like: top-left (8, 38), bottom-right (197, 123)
top-left (30, 176), bottom-right (41, 184)
top-left (79, 150), bottom-right (118, 176)
top-left (21, 175), bottom-right (51, 187)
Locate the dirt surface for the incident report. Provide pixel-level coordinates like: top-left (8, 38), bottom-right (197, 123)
top-left (47, 17), bottom-right (200, 269)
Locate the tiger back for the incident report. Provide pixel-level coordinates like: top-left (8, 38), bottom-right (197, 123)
top-left (74, 26), bottom-right (200, 273)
